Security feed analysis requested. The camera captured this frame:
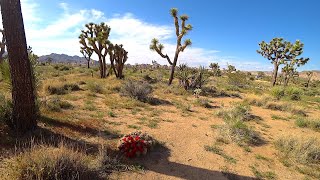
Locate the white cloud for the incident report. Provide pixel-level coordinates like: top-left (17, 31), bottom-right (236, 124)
top-left (1, 1), bottom-right (268, 70)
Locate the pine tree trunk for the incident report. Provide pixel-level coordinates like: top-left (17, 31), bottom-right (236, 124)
top-left (0, 0), bottom-right (37, 134)
top-left (272, 63), bottom-right (278, 86)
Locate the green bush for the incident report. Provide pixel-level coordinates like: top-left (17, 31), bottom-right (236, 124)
top-left (226, 72), bottom-right (249, 89)
top-left (270, 86), bottom-right (285, 100)
top-left (295, 117), bottom-right (320, 131)
top-left (286, 87), bottom-right (303, 101)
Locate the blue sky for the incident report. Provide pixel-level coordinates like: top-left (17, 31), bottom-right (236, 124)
top-left (1, 0), bottom-right (319, 70)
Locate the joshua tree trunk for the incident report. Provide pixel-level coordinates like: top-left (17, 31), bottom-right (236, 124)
top-left (283, 74), bottom-right (289, 86)
top-left (87, 60), bottom-right (90, 69)
top-left (168, 51), bottom-right (179, 85)
top-left (0, 0), bottom-right (37, 134)
top-left (272, 63), bottom-right (279, 86)
top-left (306, 77), bottom-right (311, 88)
top-left (98, 57), bottom-right (103, 78)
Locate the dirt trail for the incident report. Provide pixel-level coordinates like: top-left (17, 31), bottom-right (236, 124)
top-left (104, 96), bottom-right (318, 180)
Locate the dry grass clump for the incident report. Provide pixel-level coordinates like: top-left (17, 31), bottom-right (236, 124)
top-left (275, 136), bottom-right (320, 178)
top-left (86, 81), bottom-right (104, 94)
top-left (244, 96), bottom-right (307, 116)
top-left (215, 104), bottom-right (263, 146)
top-left (0, 143), bottom-right (99, 180)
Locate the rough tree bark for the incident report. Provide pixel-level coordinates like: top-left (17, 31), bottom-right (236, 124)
top-left (272, 63), bottom-right (278, 86)
top-left (0, 0), bottom-right (37, 134)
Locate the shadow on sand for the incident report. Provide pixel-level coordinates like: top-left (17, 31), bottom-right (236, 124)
top-left (130, 144), bottom-right (257, 180)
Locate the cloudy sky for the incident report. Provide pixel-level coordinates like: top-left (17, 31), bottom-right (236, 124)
top-left (1, 0), bottom-right (319, 70)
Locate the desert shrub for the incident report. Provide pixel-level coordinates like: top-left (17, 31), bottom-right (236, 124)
top-left (218, 120), bottom-right (262, 146)
top-left (275, 136), bottom-right (320, 178)
top-left (195, 98), bottom-right (211, 108)
top-left (44, 96), bottom-right (73, 112)
top-left (216, 103), bottom-right (255, 122)
top-left (46, 83), bottom-right (80, 95)
top-left (270, 86), bottom-right (285, 100)
top-left (0, 93), bottom-right (12, 123)
top-left (143, 74), bottom-right (158, 84)
top-left (87, 82), bottom-right (104, 94)
top-left (265, 102), bottom-right (287, 111)
top-left (0, 144), bottom-right (98, 180)
top-left (243, 97), bottom-right (269, 107)
top-left (226, 71), bottom-right (249, 90)
top-left (275, 136), bottom-right (320, 164)
top-left (54, 64), bottom-right (71, 71)
top-left (286, 87), bottom-right (303, 101)
top-left (120, 80), bottom-right (153, 102)
top-left (295, 117), bottom-right (320, 131)
top-left (216, 104), bottom-right (263, 146)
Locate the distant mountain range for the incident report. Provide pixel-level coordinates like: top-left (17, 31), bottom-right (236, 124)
top-left (38, 53), bottom-right (88, 64)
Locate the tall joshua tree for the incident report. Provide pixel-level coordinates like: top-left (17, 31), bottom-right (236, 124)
top-left (108, 44), bottom-right (128, 79)
top-left (150, 8), bottom-right (192, 85)
top-left (80, 47), bottom-right (93, 69)
top-left (257, 38), bottom-right (309, 86)
top-left (0, 0), bottom-right (37, 134)
top-left (79, 23), bottom-right (110, 78)
top-left (0, 29), bottom-right (5, 63)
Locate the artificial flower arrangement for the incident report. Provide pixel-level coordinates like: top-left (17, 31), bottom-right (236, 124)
top-left (118, 131), bottom-right (156, 158)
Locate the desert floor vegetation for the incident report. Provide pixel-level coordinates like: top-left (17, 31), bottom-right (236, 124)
top-left (1, 64), bottom-right (319, 179)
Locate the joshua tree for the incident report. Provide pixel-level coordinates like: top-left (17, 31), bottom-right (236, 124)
top-left (150, 8), bottom-right (192, 85)
top-left (108, 44), bottom-right (128, 79)
top-left (79, 23), bottom-right (111, 78)
top-left (257, 38), bottom-right (309, 86)
top-left (1, 0), bottom-right (38, 134)
top-left (209, 63), bottom-right (221, 76)
top-left (227, 64), bottom-right (236, 73)
top-left (0, 29), bottom-right (5, 63)
top-left (80, 47), bottom-right (93, 69)
top-left (305, 71), bottom-right (313, 88)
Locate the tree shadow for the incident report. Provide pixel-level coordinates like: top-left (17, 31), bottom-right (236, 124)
top-left (40, 116), bottom-right (121, 140)
top-left (146, 97), bottom-right (173, 106)
top-left (130, 144), bottom-right (257, 180)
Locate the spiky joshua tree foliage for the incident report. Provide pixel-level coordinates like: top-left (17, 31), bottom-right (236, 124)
top-left (108, 44), bottom-right (128, 79)
top-left (257, 38), bottom-right (309, 86)
top-left (79, 23), bottom-right (111, 78)
top-left (150, 8), bottom-right (193, 85)
top-left (209, 63), bottom-right (221, 77)
top-left (80, 46), bottom-right (93, 69)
